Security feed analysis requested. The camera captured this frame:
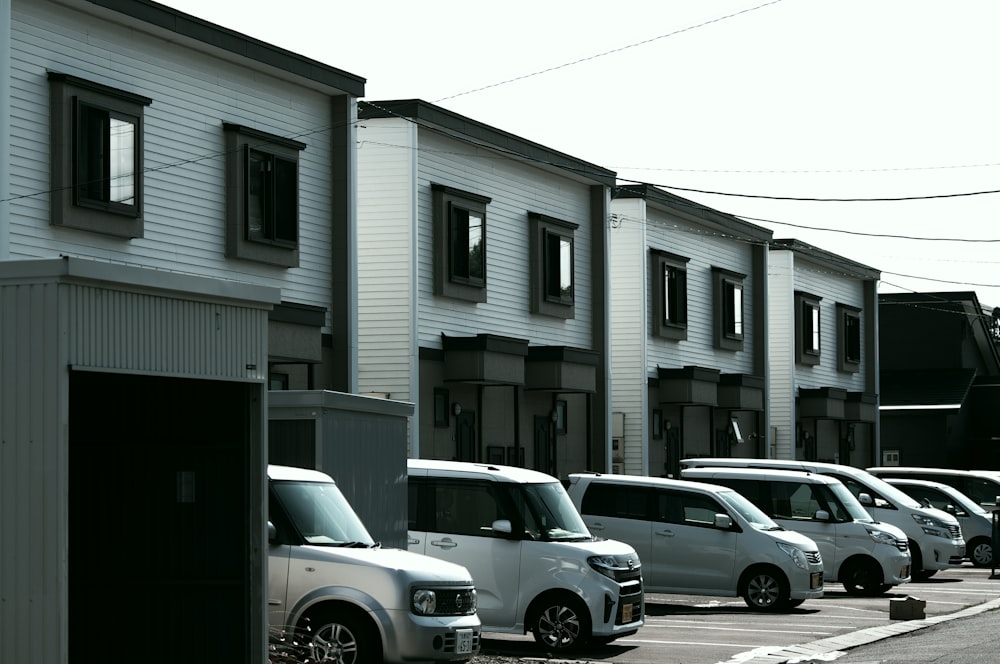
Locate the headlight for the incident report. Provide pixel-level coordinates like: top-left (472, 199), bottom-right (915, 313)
top-left (588, 554), bottom-right (622, 580)
top-left (911, 514), bottom-right (950, 538)
top-left (866, 527), bottom-right (898, 546)
top-left (411, 589), bottom-right (437, 615)
top-left (777, 542), bottom-right (808, 570)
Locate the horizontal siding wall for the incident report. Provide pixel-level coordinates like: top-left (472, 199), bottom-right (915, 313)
top-left (9, 2), bottom-right (337, 327)
top-left (412, 129), bottom-right (595, 350)
top-left (640, 206), bottom-right (758, 376)
top-left (792, 254), bottom-right (869, 392)
top-left (356, 121), bottom-right (416, 401)
top-left (609, 197), bottom-right (649, 474)
top-left (768, 250), bottom-right (797, 459)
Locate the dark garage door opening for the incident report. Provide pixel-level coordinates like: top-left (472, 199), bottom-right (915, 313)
top-left (69, 371), bottom-right (253, 663)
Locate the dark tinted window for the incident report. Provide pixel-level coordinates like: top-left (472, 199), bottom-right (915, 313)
top-left (580, 482), bottom-right (649, 519)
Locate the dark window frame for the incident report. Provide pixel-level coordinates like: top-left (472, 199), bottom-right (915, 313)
top-left (838, 303), bottom-right (862, 372)
top-left (712, 267), bottom-right (746, 351)
top-left (795, 291), bottom-right (823, 366)
top-left (530, 212), bottom-right (578, 319)
top-left (432, 184), bottom-right (492, 303)
top-left (224, 123), bottom-right (305, 267)
top-left (48, 72), bottom-right (151, 238)
top-left (651, 250), bottom-right (688, 340)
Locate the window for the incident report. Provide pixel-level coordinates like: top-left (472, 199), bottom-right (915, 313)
top-left (795, 292), bottom-right (822, 366)
top-left (530, 212), bottom-right (578, 318)
top-left (652, 250), bottom-right (688, 340)
top-left (432, 184), bottom-right (492, 302)
top-left (48, 72), bottom-right (151, 237)
top-left (838, 304), bottom-right (862, 372)
top-left (581, 483), bottom-right (649, 519)
top-left (713, 267), bottom-right (746, 351)
top-left (224, 124), bottom-right (305, 267)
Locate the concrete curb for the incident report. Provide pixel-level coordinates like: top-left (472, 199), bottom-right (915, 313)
top-left (720, 596), bottom-right (1000, 664)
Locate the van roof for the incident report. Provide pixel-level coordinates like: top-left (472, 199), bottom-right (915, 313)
top-left (681, 457), bottom-right (871, 477)
top-left (681, 466), bottom-right (840, 484)
top-left (407, 458), bottom-right (559, 484)
top-left (568, 472), bottom-right (737, 495)
top-left (267, 464), bottom-right (335, 483)
top-left (869, 466), bottom-right (1000, 481)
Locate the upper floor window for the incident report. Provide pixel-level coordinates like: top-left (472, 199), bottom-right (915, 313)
top-left (713, 267), bottom-right (746, 351)
top-left (224, 124), bottom-right (305, 267)
top-left (838, 304), bottom-right (862, 372)
top-left (651, 250), bottom-right (688, 340)
top-left (530, 212), bottom-right (578, 319)
top-left (433, 184), bottom-right (492, 303)
top-left (48, 72), bottom-right (151, 238)
top-left (796, 291), bottom-right (822, 366)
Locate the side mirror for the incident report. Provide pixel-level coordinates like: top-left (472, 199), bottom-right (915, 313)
top-left (814, 509), bottom-right (831, 522)
top-left (946, 504), bottom-right (958, 516)
top-left (267, 521), bottom-right (278, 543)
top-left (858, 493), bottom-right (874, 507)
top-left (492, 519), bottom-right (513, 535)
top-left (714, 513), bottom-right (733, 529)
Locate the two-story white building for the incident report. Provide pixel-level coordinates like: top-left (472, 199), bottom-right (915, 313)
top-left (609, 184), bottom-right (773, 478)
top-left (0, 1), bottom-right (364, 662)
top-left (767, 239), bottom-right (880, 465)
top-left (356, 100), bottom-right (615, 477)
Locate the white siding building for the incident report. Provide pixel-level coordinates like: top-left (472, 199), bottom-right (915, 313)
top-left (609, 184), bottom-right (772, 477)
top-left (767, 239), bottom-right (880, 465)
top-left (357, 100), bottom-right (615, 477)
top-left (1, 1), bottom-right (364, 662)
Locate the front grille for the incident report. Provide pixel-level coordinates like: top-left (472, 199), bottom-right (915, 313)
top-left (805, 550), bottom-right (822, 565)
top-left (948, 524), bottom-right (962, 540)
top-left (432, 587), bottom-right (477, 616)
top-left (613, 564), bottom-right (642, 584)
top-left (895, 538), bottom-right (909, 552)
top-left (616, 588), bottom-right (644, 626)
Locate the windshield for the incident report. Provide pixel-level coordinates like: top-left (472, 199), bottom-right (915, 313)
top-left (828, 482), bottom-right (875, 523)
top-left (272, 480), bottom-right (376, 547)
top-left (518, 482), bottom-right (593, 541)
top-left (717, 490), bottom-right (780, 530)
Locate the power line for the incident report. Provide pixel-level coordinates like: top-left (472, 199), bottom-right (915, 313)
top-left (618, 178), bottom-right (1000, 202)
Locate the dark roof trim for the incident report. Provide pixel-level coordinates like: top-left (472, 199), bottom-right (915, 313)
top-left (441, 333), bottom-right (530, 356)
top-left (614, 183), bottom-right (773, 242)
top-left (526, 346), bottom-right (599, 366)
top-left (269, 301), bottom-right (326, 326)
top-left (771, 238), bottom-right (880, 280)
top-left (87, 0), bottom-right (366, 97)
top-left (358, 100), bottom-right (617, 187)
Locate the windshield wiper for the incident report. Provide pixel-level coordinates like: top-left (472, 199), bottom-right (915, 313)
top-left (336, 541), bottom-right (376, 548)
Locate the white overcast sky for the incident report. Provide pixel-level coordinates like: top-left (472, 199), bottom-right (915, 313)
top-left (162, 0), bottom-right (1000, 307)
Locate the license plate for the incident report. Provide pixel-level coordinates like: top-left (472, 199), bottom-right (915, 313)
top-left (455, 629), bottom-right (473, 654)
top-left (901, 564), bottom-right (911, 579)
top-left (622, 602), bottom-right (633, 623)
top-left (810, 572), bottom-right (823, 589)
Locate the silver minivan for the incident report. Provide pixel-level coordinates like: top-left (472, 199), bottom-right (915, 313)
top-left (565, 472), bottom-right (824, 611)
top-left (407, 459), bottom-right (644, 651)
top-left (268, 464), bottom-right (481, 663)
top-left (681, 467), bottom-right (912, 596)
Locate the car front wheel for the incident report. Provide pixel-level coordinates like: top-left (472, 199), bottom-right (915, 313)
top-left (530, 594), bottom-right (591, 651)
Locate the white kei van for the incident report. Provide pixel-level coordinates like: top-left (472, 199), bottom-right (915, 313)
top-left (884, 477), bottom-right (994, 567)
top-left (407, 459), bottom-right (644, 651)
top-left (681, 467), bottom-right (912, 596)
top-left (565, 473), bottom-right (824, 611)
top-left (267, 465), bottom-right (482, 663)
top-left (682, 458), bottom-right (965, 580)
top-left (868, 466), bottom-right (1000, 509)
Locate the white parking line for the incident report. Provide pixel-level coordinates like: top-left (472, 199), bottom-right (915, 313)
top-left (622, 638), bottom-right (764, 648)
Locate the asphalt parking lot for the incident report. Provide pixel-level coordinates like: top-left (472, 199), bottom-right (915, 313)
top-left (477, 563), bottom-right (1000, 663)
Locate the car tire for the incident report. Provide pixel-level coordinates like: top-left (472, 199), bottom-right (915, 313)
top-left (841, 557), bottom-right (890, 596)
top-left (301, 607), bottom-right (380, 664)
top-left (740, 566), bottom-right (790, 611)
top-left (530, 593), bottom-right (592, 651)
top-left (969, 537), bottom-right (993, 567)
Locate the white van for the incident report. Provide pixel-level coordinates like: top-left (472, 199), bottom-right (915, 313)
top-left (884, 477), bottom-right (994, 567)
top-left (565, 473), bottom-right (824, 610)
top-left (407, 459), bottom-right (644, 651)
top-left (267, 465), bottom-right (481, 663)
top-left (682, 458), bottom-right (965, 579)
top-left (868, 466), bottom-right (1000, 509)
top-left (681, 467), bottom-right (911, 595)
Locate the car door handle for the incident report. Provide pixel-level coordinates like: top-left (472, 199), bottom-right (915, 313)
top-left (408, 536), bottom-right (420, 545)
top-left (656, 529), bottom-right (676, 537)
top-left (430, 537), bottom-right (458, 549)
